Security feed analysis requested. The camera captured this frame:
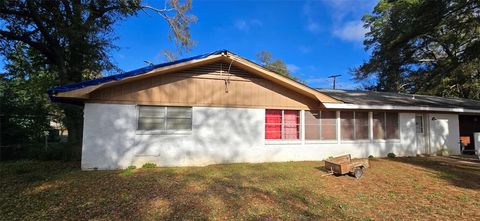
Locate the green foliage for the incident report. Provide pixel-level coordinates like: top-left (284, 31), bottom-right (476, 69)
top-left (26, 143), bottom-right (74, 161)
top-left (436, 148), bottom-right (449, 156)
top-left (0, 1), bottom-right (196, 143)
top-left (368, 155), bottom-right (375, 159)
top-left (120, 169), bottom-right (133, 177)
top-left (355, 0), bottom-right (480, 100)
top-left (142, 163), bottom-right (157, 168)
top-left (387, 153), bottom-right (396, 158)
top-left (120, 165), bottom-right (137, 177)
top-left (0, 45), bottom-right (63, 159)
top-left (256, 50), bottom-right (301, 82)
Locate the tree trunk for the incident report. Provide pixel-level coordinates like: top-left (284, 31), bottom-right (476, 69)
top-left (62, 103), bottom-right (84, 160)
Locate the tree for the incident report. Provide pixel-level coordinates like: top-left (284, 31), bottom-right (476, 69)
top-left (256, 50), bottom-right (300, 81)
top-left (354, 0), bottom-right (480, 100)
top-left (0, 0), bottom-right (196, 143)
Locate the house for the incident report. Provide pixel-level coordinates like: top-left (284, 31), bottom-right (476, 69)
top-left (48, 50), bottom-right (480, 170)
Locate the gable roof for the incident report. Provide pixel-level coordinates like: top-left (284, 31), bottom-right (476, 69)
top-left (319, 89), bottom-right (480, 113)
top-left (48, 50), bottom-right (339, 104)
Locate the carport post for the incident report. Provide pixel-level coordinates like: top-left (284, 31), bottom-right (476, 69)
top-left (474, 132), bottom-right (480, 157)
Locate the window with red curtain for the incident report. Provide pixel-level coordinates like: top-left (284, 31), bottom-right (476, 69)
top-left (265, 110), bottom-right (282, 139)
top-left (265, 110), bottom-right (299, 140)
top-left (284, 110), bottom-right (299, 139)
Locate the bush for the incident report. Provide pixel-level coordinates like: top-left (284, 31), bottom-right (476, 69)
top-left (437, 147), bottom-right (449, 156)
top-left (26, 143), bottom-right (76, 161)
top-left (120, 169), bottom-right (133, 177)
top-left (387, 153), bottom-right (396, 158)
top-left (120, 165), bottom-right (137, 177)
top-left (368, 155), bottom-right (374, 159)
top-left (142, 163), bottom-right (157, 168)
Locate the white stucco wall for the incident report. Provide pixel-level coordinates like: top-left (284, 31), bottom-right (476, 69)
top-left (474, 132), bottom-right (480, 156)
top-left (427, 113), bottom-right (460, 155)
top-left (81, 103), bottom-right (460, 170)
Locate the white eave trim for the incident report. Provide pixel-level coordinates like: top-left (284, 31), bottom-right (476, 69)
top-left (322, 103), bottom-right (480, 114)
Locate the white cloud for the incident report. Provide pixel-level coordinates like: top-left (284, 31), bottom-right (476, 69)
top-left (302, 1), bottom-right (322, 33)
top-left (298, 45), bottom-right (312, 54)
top-left (235, 20), bottom-right (248, 31)
top-left (306, 21), bottom-right (320, 32)
top-left (302, 0), bottom-right (375, 44)
top-left (287, 64), bottom-right (300, 73)
top-left (234, 19), bottom-right (263, 31)
top-left (323, 0), bottom-right (377, 22)
top-left (332, 21), bottom-right (367, 42)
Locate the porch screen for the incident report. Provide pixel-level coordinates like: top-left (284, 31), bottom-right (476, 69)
top-left (340, 111), bottom-right (355, 140)
top-left (386, 112), bottom-right (399, 139)
top-left (265, 110), bottom-right (300, 140)
top-left (340, 111), bottom-right (369, 140)
top-left (305, 111), bottom-right (337, 140)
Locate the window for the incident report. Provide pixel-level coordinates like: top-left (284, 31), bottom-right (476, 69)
top-left (355, 112), bottom-right (369, 139)
top-left (305, 111), bottom-right (337, 140)
top-left (340, 111), bottom-right (369, 140)
top-left (265, 110), bottom-right (300, 140)
top-left (415, 116), bottom-right (424, 133)
top-left (138, 106), bottom-right (192, 132)
top-left (340, 112), bottom-right (354, 140)
top-left (373, 112), bottom-right (386, 139)
top-left (373, 112), bottom-right (399, 139)
top-left (386, 113), bottom-right (399, 139)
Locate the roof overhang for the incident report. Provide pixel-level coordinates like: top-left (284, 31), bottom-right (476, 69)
top-left (323, 103), bottom-right (480, 114)
top-left (49, 50), bottom-right (341, 104)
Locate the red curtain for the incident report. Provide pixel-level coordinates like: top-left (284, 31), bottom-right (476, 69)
top-left (265, 110), bottom-right (282, 139)
top-left (284, 110), bottom-right (299, 139)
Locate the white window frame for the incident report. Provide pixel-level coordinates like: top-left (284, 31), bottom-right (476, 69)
top-left (304, 110), bottom-right (338, 143)
top-left (372, 111), bottom-right (401, 142)
top-left (136, 106), bottom-right (193, 135)
top-left (340, 111), bottom-right (371, 142)
top-left (265, 109), bottom-right (302, 144)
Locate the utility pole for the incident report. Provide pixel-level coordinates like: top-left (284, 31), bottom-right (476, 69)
top-left (328, 74), bottom-right (341, 89)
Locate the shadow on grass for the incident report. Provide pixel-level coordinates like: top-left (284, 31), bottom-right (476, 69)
top-left (0, 161), bottom-right (352, 220)
top-left (386, 156), bottom-right (480, 190)
top-left (0, 160), bottom-right (79, 183)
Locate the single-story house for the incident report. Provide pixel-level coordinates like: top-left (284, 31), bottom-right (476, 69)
top-left (48, 50), bottom-right (480, 170)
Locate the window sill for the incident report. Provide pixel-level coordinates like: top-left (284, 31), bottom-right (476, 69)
top-left (135, 130), bottom-right (192, 135)
top-left (340, 140), bottom-right (371, 144)
top-left (305, 140), bottom-right (338, 144)
top-left (373, 139), bottom-right (400, 143)
top-left (265, 140), bottom-right (302, 145)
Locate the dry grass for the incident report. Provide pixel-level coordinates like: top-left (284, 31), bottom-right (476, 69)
top-left (1, 156), bottom-right (479, 220)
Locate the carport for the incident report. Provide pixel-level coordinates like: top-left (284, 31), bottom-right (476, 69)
top-left (459, 115), bottom-right (480, 154)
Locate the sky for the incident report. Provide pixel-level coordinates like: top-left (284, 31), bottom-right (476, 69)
top-left (2, 0), bottom-right (379, 89)
top-left (111, 0), bottom-right (378, 89)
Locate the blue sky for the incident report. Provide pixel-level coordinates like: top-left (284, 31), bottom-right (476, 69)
top-left (2, 0), bottom-right (378, 89)
top-left (112, 0), bottom-right (378, 89)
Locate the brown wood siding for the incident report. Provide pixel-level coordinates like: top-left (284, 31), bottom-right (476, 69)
top-left (88, 62), bottom-right (321, 109)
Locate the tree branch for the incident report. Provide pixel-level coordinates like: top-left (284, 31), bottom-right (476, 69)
top-left (0, 30), bottom-right (55, 63)
top-left (25, 0), bottom-right (57, 47)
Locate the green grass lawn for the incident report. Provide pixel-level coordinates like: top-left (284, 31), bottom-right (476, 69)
top-left (1, 157), bottom-right (479, 220)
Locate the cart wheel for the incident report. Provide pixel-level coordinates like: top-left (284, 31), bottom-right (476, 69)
top-left (353, 167), bottom-right (364, 179)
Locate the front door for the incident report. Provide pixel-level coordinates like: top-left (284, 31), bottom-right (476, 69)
top-left (416, 115), bottom-right (428, 154)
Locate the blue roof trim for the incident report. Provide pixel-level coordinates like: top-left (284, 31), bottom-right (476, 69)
top-left (48, 50), bottom-right (228, 95)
